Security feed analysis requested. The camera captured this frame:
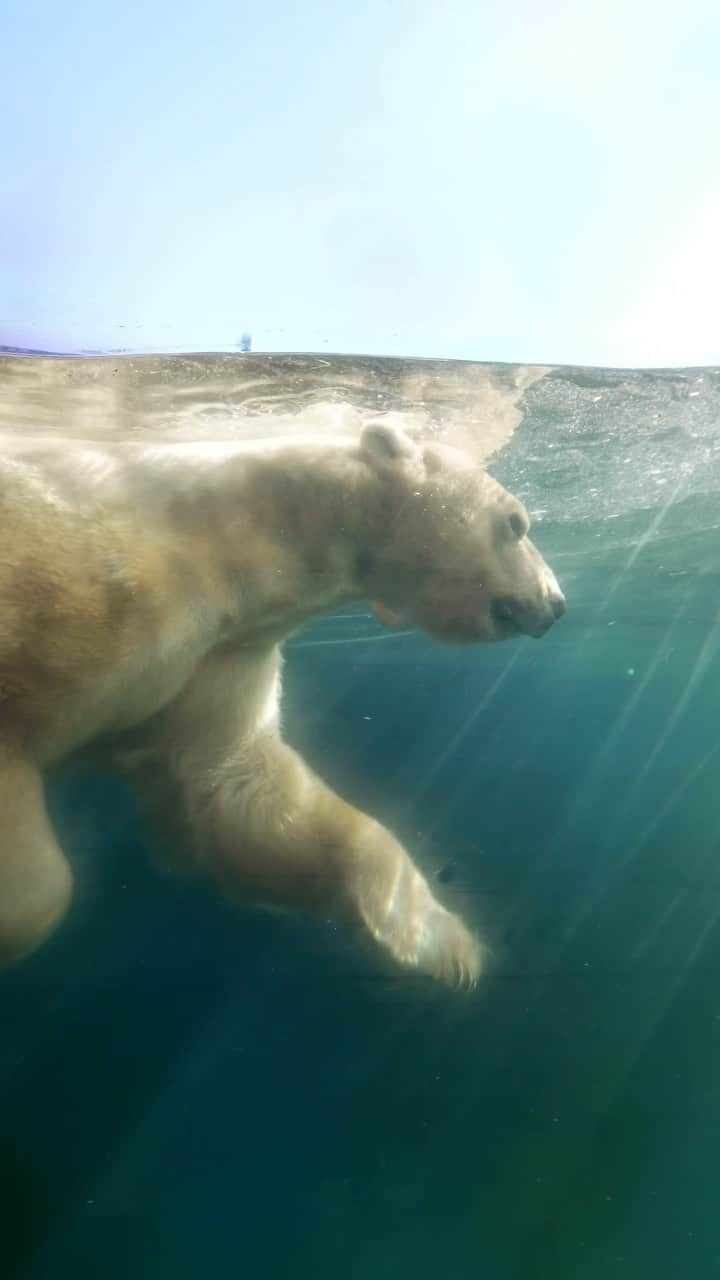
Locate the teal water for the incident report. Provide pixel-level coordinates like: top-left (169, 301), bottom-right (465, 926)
top-left (2, 357), bottom-right (720, 1278)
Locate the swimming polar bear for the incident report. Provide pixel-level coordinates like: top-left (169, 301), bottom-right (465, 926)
top-left (0, 422), bottom-right (564, 988)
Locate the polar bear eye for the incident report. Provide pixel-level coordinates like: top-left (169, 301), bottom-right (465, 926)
top-left (508, 512), bottom-right (528, 540)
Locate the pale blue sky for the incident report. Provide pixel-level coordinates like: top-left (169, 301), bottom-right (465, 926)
top-left (2, 0), bottom-right (719, 365)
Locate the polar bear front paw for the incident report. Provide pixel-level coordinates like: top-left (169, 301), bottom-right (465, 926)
top-left (411, 897), bottom-right (483, 990)
top-left (358, 857), bottom-right (483, 990)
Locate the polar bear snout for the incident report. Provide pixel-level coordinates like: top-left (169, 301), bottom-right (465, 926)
top-left (534, 587), bottom-right (566, 636)
top-left (491, 583), bottom-right (565, 638)
top-left (491, 594), bottom-right (557, 638)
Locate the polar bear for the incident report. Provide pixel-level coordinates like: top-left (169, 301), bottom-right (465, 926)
top-left (0, 422), bottom-right (564, 988)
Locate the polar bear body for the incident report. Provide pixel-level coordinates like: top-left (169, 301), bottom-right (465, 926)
top-left (0, 424), bottom-right (564, 986)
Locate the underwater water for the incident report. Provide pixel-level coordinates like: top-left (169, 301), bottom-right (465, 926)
top-left (1, 353), bottom-right (720, 1279)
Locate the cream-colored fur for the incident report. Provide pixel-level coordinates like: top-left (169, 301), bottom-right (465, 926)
top-left (0, 423), bottom-right (564, 988)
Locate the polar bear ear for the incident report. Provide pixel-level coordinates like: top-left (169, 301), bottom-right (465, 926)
top-left (360, 422), bottom-right (420, 467)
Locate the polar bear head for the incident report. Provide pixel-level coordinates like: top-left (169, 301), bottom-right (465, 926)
top-left (357, 422), bottom-right (565, 644)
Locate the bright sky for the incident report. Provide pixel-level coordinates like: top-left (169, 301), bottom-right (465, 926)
top-left (2, 0), bottom-right (719, 366)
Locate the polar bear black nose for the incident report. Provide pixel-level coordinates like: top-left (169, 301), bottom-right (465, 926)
top-left (551, 593), bottom-right (566, 620)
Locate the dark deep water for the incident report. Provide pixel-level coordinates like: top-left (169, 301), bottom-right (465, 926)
top-left (2, 356), bottom-right (720, 1278)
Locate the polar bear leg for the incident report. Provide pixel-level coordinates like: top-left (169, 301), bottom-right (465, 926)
top-left (164, 729), bottom-right (482, 991)
top-left (0, 744), bottom-right (74, 969)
